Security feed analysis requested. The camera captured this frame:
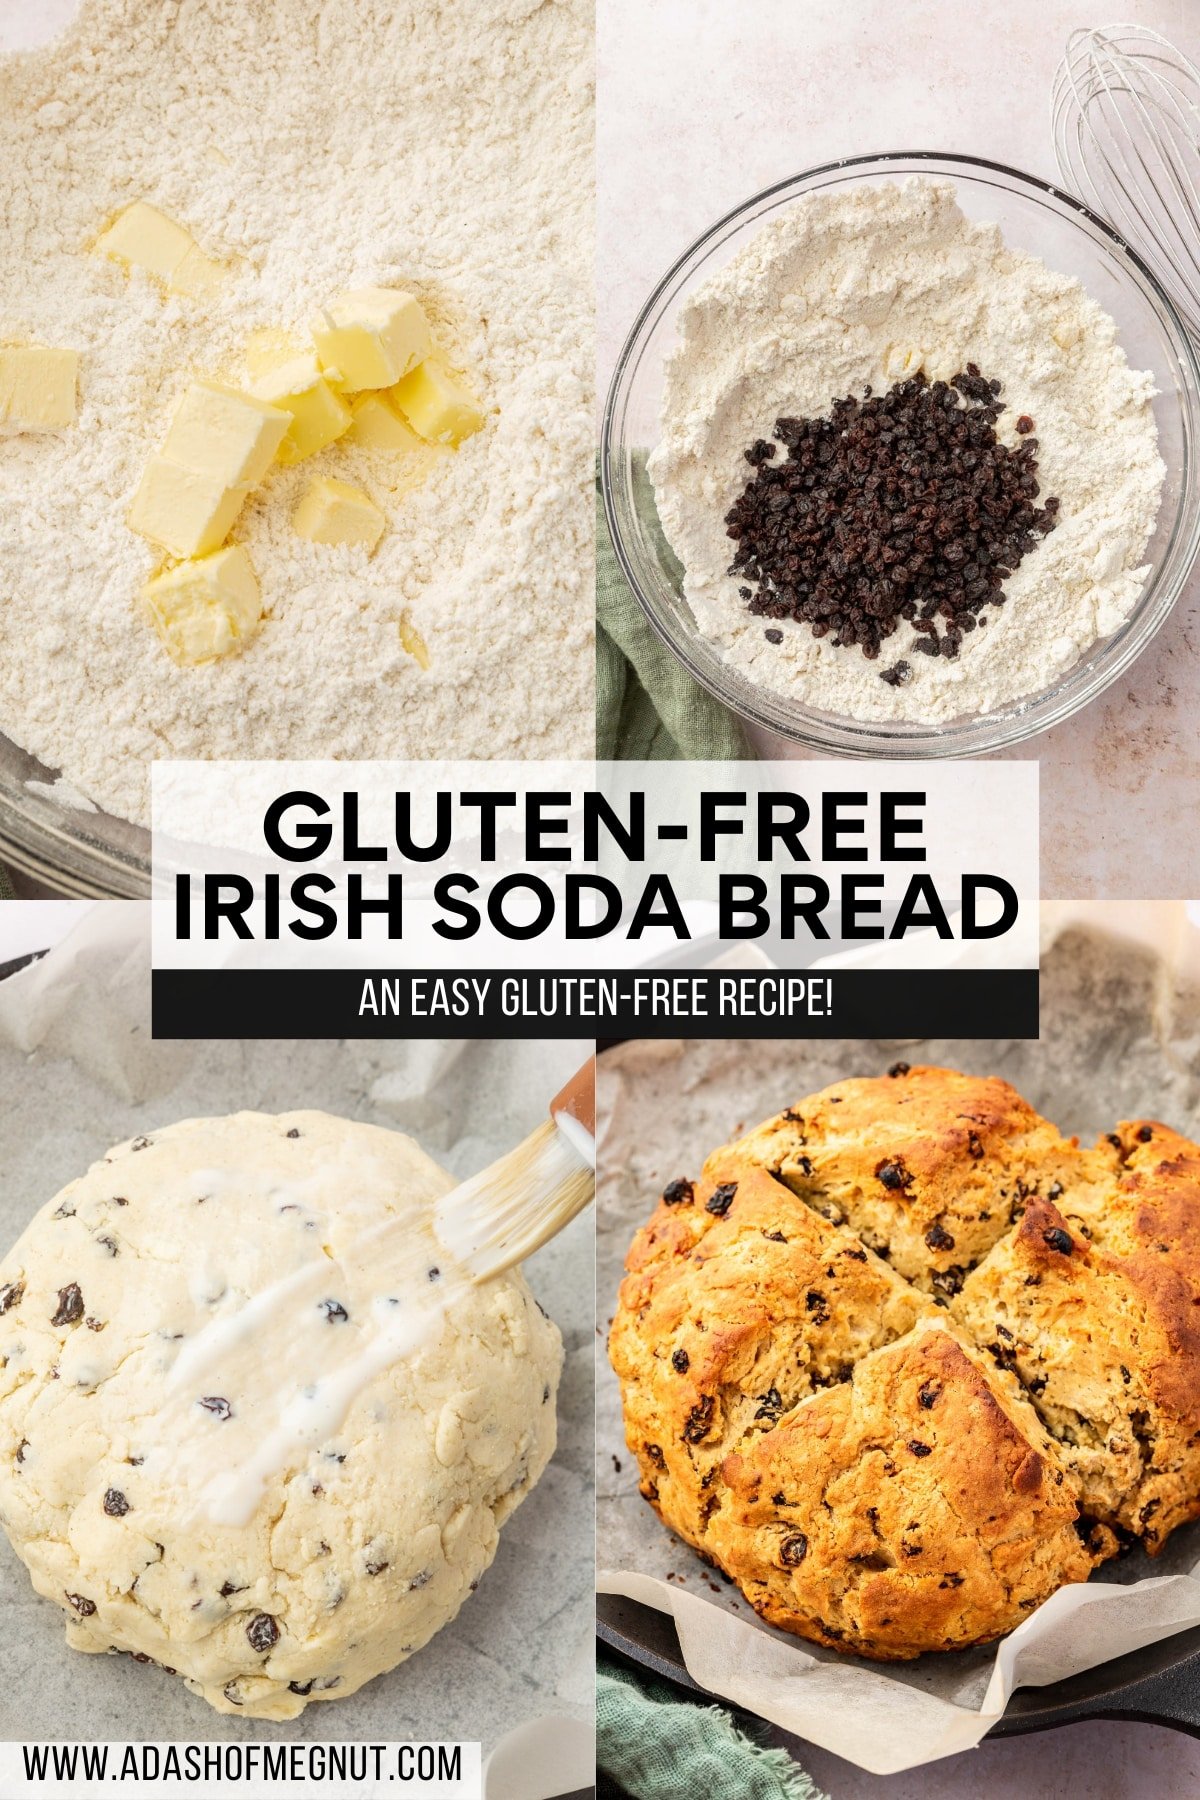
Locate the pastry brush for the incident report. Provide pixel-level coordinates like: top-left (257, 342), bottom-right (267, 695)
top-left (433, 1056), bottom-right (595, 1283)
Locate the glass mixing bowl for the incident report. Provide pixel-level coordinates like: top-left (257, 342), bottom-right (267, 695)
top-left (0, 734), bottom-right (148, 897)
top-left (601, 151), bottom-right (1200, 756)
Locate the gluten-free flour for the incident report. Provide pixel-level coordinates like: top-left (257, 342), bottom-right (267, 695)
top-left (650, 180), bottom-right (1165, 725)
top-left (0, 0), bottom-right (593, 826)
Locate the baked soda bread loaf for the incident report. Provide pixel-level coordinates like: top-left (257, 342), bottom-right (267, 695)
top-left (609, 1065), bottom-right (1200, 1660)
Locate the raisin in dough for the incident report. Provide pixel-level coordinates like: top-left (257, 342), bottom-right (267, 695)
top-left (0, 1112), bottom-right (562, 1718)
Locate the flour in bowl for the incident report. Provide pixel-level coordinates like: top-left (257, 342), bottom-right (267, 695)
top-left (649, 179), bottom-right (1165, 724)
top-left (0, 0), bottom-right (593, 827)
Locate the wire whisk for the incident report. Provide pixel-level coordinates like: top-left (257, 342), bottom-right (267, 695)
top-left (1052, 24), bottom-right (1200, 342)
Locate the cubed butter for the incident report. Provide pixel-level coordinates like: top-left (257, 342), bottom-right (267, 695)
top-left (252, 353), bottom-right (352, 464)
top-left (97, 201), bottom-right (191, 279)
top-left (399, 618), bottom-right (431, 669)
top-left (169, 244), bottom-right (228, 300)
top-left (390, 360), bottom-right (484, 446)
top-left (347, 391), bottom-right (422, 451)
top-left (310, 287), bottom-right (431, 391)
top-left (129, 457), bottom-right (250, 560)
top-left (245, 329), bottom-right (302, 379)
top-left (97, 201), bottom-right (197, 282)
top-left (143, 545), bottom-right (262, 666)
top-left (293, 476), bottom-right (386, 553)
top-left (0, 346), bottom-right (78, 432)
top-left (163, 382), bottom-right (289, 488)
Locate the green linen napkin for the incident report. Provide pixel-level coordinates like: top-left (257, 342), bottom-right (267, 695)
top-left (596, 475), bottom-right (753, 762)
top-left (0, 864), bottom-right (14, 900)
top-left (597, 1657), bottom-right (827, 1800)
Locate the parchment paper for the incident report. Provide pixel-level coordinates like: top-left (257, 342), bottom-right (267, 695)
top-left (0, 905), bottom-right (594, 1754)
top-left (597, 903), bottom-right (1200, 1775)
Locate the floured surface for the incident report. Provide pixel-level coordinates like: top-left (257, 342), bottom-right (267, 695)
top-left (0, 0), bottom-right (594, 827)
top-left (649, 179), bottom-right (1163, 724)
top-left (0, 909), bottom-right (594, 1745)
top-left (597, 912), bottom-right (1200, 1771)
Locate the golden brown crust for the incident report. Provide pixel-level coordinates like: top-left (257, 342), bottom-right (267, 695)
top-left (709, 1325), bottom-right (1103, 1660)
top-left (956, 1123), bottom-right (1200, 1550)
top-left (610, 1158), bottom-right (936, 1547)
top-left (726, 1065), bottom-right (1100, 1297)
top-left (610, 1067), bottom-right (1200, 1660)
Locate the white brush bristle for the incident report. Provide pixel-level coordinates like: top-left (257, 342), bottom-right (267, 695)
top-left (434, 1118), bottom-right (594, 1282)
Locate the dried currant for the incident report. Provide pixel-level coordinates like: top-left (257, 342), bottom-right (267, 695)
top-left (705, 1183), bottom-right (737, 1216)
top-left (52, 1284), bottom-right (84, 1326)
top-left (682, 1396), bottom-right (715, 1443)
top-left (246, 1613), bottom-right (280, 1653)
top-left (724, 369), bottom-right (1059, 660)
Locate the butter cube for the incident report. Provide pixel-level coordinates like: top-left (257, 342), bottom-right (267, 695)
top-left (163, 381), bottom-right (289, 488)
top-left (129, 457), bottom-right (249, 559)
top-left (390, 359), bottom-right (484, 446)
top-left (251, 353), bottom-right (352, 464)
top-left (143, 545), bottom-right (262, 666)
top-left (245, 329), bottom-right (302, 379)
top-left (97, 201), bottom-right (196, 282)
top-left (0, 346), bottom-right (78, 432)
top-left (399, 618), bottom-right (431, 669)
top-left (169, 244), bottom-right (228, 300)
top-left (310, 287), bottom-right (431, 391)
top-left (293, 476), bottom-right (386, 553)
top-left (347, 391), bottom-right (422, 451)
top-left (99, 202), bottom-right (228, 298)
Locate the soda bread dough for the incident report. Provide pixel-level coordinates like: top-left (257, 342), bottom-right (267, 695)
top-left (0, 0), bottom-right (593, 826)
top-left (0, 1111), bottom-right (562, 1719)
top-left (649, 179), bottom-right (1164, 723)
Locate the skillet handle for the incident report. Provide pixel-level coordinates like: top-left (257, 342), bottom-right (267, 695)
top-left (1072, 1661), bottom-right (1200, 1737)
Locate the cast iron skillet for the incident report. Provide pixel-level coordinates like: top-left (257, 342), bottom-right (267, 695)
top-left (597, 1591), bottom-right (1200, 1745)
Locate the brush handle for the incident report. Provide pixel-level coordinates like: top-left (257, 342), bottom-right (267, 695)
top-left (550, 1056), bottom-right (596, 1137)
